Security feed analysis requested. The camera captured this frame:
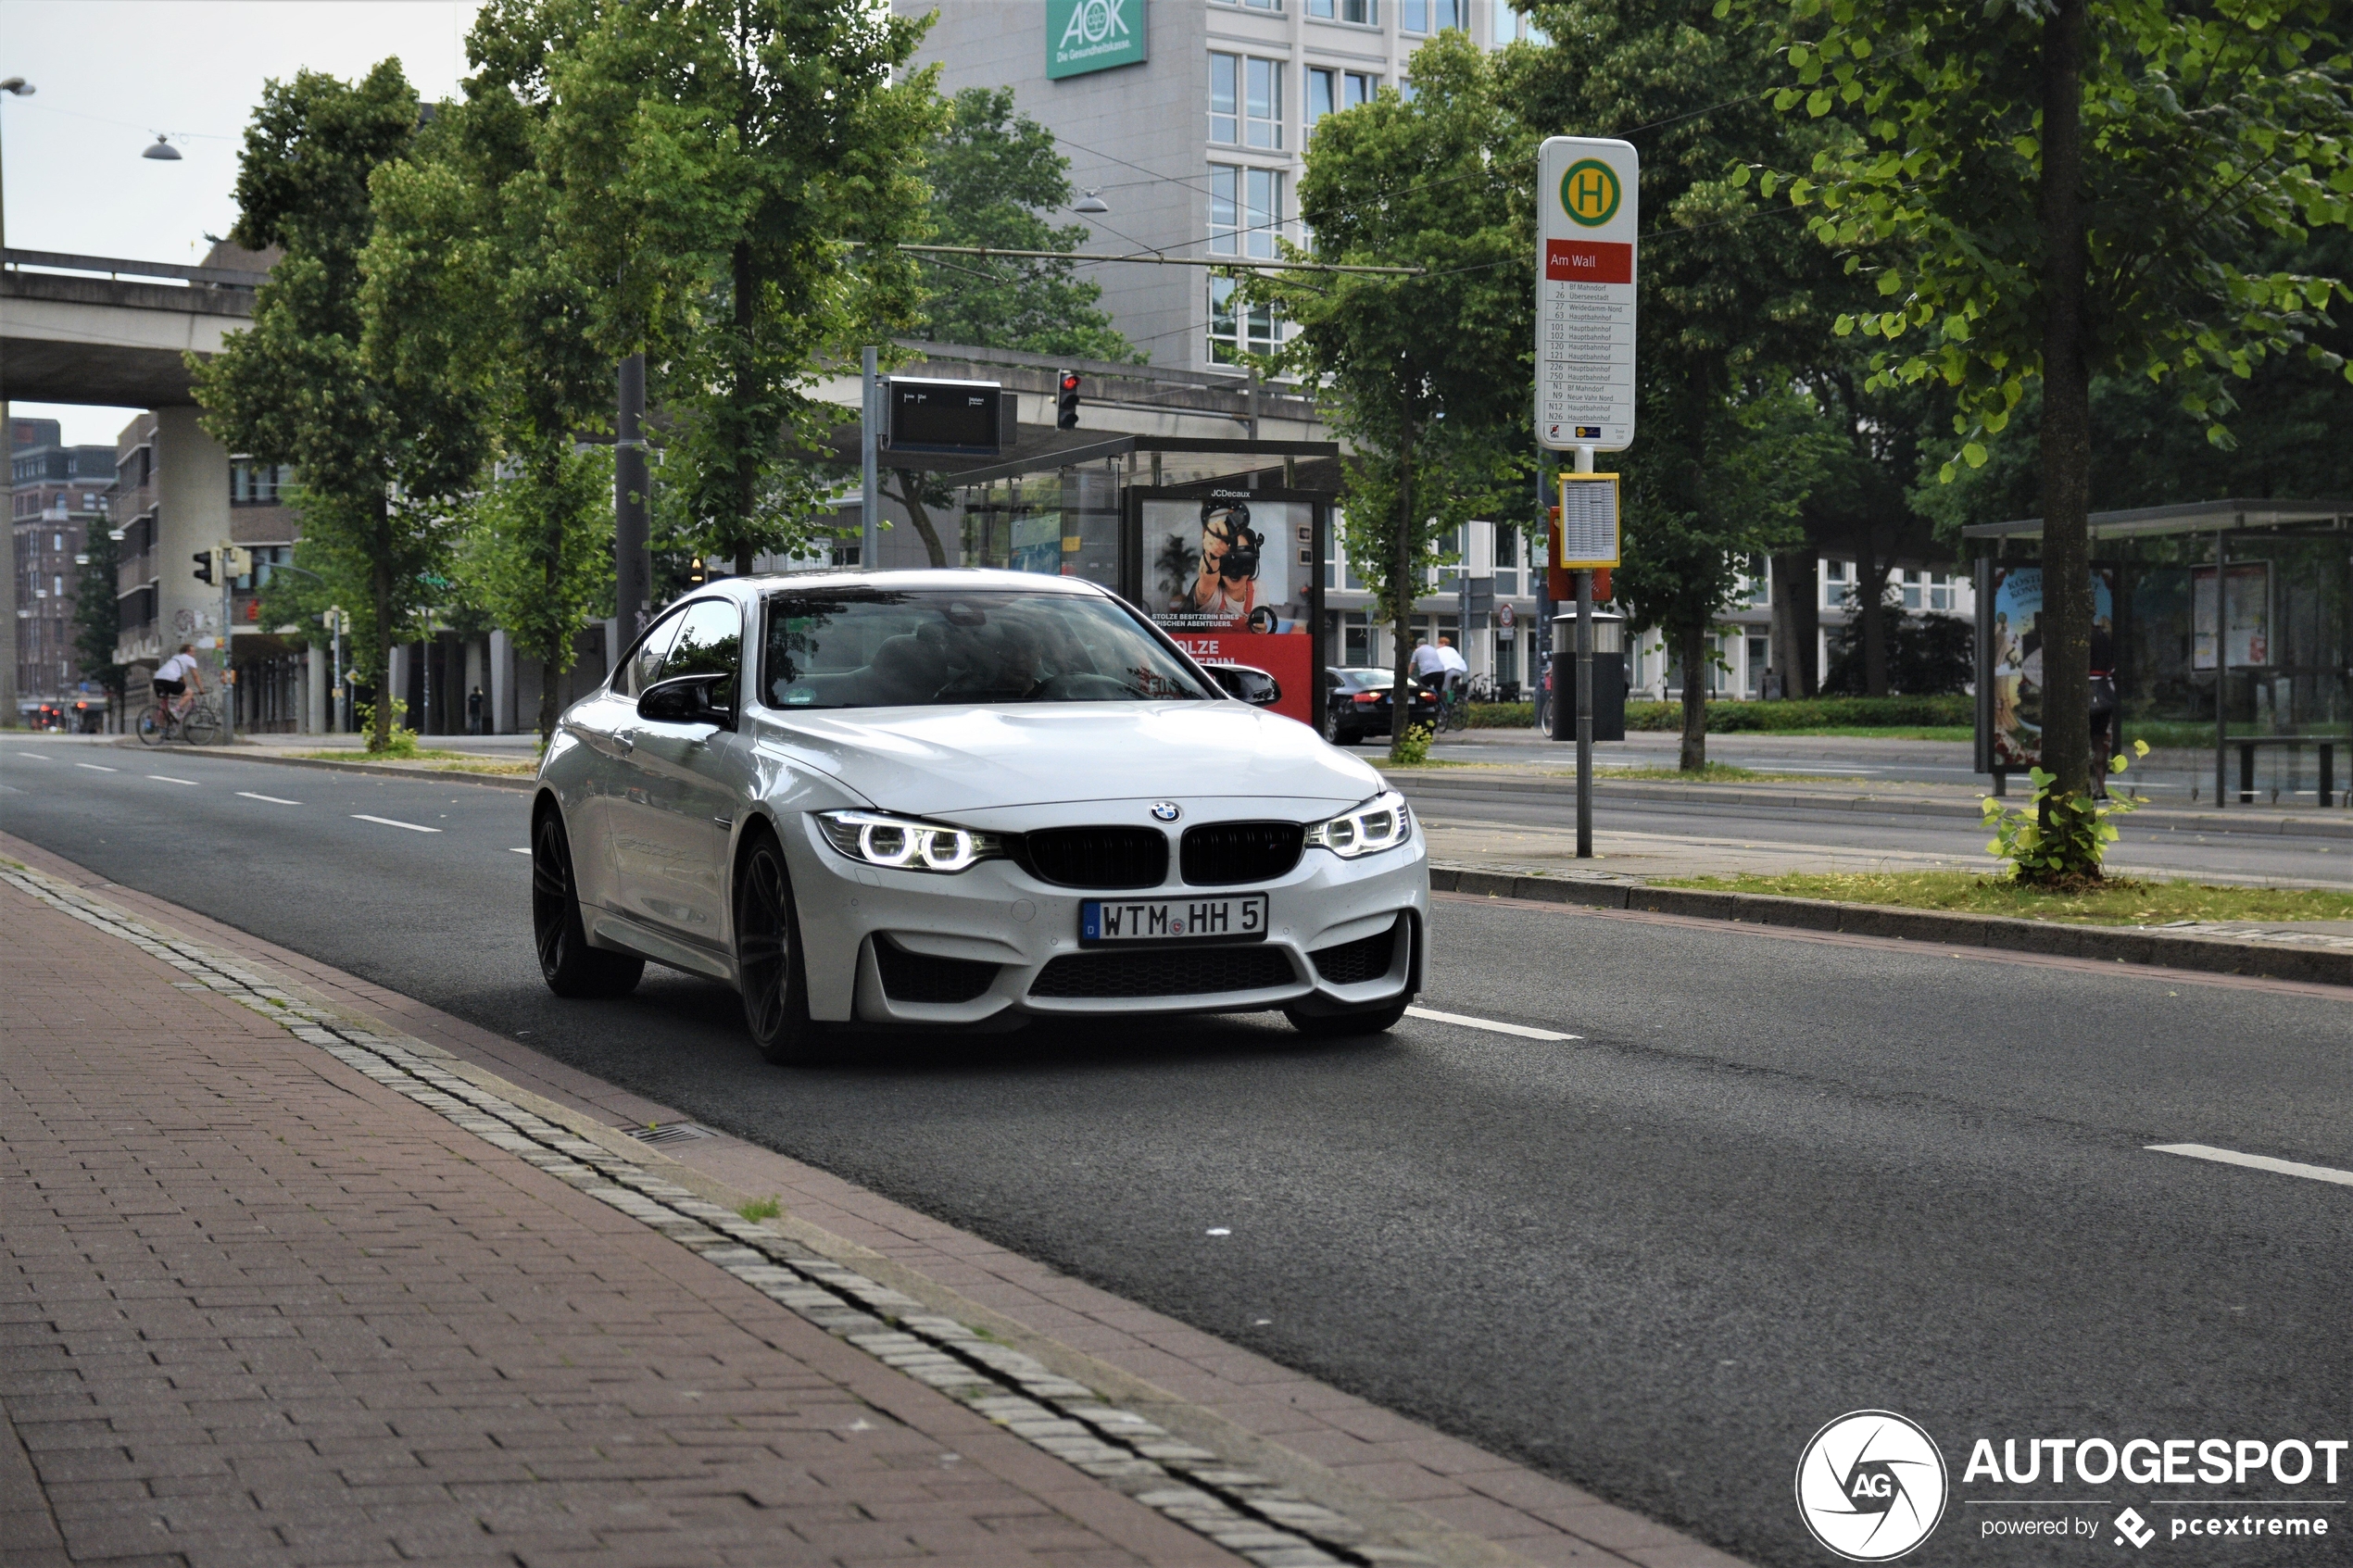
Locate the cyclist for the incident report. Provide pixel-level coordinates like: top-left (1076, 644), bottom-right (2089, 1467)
top-left (152, 644), bottom-right (205, 732)
top-left (1432, 636), bottom-right (1470, 727)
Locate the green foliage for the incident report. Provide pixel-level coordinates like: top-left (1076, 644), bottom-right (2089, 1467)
top-left (1240, 32), bottom-right (1532, 764)
top-left (192, 61), bottom-right (488, 751)
top-left (914, 87), bottom-right (1138, 362)
top-left (1742, 0), bottom-right (2353, 467)
top-left (1982, 740), bottom-right (2152, 884)
top-left (1821, 597), bottom-right (1974, 696)
top-left (485, 0), bottom-right (946, 575)
top-left (354, 696), bottom-right (417, 756)
top-left (1391, 724), bottom-right (1436, 766)
top-left (458, 447), bottom-right (617, 744)
top-left (1504, 2), bottom-right (1862, 766)
top-left (735, 1196), bottom-right (783, 1223)
top-left (1626, 694), bottom-right (1972, 730)
top-left (71, 526), bottom-right (129, 704)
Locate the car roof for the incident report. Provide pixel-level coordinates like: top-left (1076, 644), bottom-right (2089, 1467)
top-left (712, 568), bottom-right (1111, 599)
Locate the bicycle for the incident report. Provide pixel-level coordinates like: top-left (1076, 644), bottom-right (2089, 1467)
top-left (1436, 678), bottom-right (1474, 733)
top-left (138, 692), bottom-right (221, 746)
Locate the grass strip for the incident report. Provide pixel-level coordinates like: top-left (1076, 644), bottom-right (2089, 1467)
top-left (1656, 871), bottom-right (2353, 926)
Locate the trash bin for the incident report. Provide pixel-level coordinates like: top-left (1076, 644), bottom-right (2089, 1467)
top-left (1549, 612), bottom-right (1627, 743)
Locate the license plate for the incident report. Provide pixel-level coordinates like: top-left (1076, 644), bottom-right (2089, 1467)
top-left (1080, 894), bottom-right (1267, 945)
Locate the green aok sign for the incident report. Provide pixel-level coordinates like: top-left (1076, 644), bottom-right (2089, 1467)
top-left (1560, 159), bottom-right (1620, 227)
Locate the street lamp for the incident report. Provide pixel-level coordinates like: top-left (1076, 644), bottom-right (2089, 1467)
top-left (0, 76), bottom-right (33, 252)
top-left (142, 133), bottom-right (182, 161)
top-left (1074, 189), bottom-right (1110, 215)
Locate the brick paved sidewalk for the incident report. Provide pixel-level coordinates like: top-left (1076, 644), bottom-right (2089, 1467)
top-left (0, 877), bottom-right (1233, 1568)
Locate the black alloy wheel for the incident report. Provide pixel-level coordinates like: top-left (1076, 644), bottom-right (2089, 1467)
top-left (532, 809), bottom-right (645, 998)
top-left (734, 827), bottom-right (828, 1066)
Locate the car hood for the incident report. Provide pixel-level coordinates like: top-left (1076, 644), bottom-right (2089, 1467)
top-left (752, 702), bottom-right (1383, 817)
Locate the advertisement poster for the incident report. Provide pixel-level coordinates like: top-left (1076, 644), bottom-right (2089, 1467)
top-left (2192, 561), bottom-right (2271, 670)
top-left (1987, 564), bottom-right (2116, 770)
top-left (1144, 494), bottom-right (1313, 727)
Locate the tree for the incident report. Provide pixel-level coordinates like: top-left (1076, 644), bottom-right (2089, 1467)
top-left (191, 62), bottom-right (487, 751)
top-left (1504, 0), bottom-right (1851, 767)
top-left (71, 525), bottom-right (128, 724)
top-left (364, 33), bottom-right (624, 746)
top-left (913, 86), bottom-right (1138, 361)
top-left (498, 0), bottom-right (945, 576)
top-left (1747, 0), bottom-right (2353, 872)
top-left (1243, 32), bottom-right (1533, 762)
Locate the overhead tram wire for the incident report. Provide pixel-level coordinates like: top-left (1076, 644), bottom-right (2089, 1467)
top-left (896, 244), bottom-right (1420, 277)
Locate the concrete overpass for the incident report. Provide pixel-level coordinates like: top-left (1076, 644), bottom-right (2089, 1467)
top-left (4, 249), bottom-right (261, 719)
top-left (2, 248), bottom-right (259, 408)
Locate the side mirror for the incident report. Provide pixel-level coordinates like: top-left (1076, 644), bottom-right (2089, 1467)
top-left (638, 672), bottom-right (733, 728)
top-left (1204, 663), bottom-right (1281, 708)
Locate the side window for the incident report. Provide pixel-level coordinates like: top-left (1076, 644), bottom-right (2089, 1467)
top-left (661, 598), bottom-right (743, 709)
top-left (615, 609), bottom-right (686, 698)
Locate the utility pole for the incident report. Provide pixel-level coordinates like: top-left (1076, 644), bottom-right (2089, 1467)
top-left (218, 540), bottom-right (237, 745)
top-left (1573, 445), bottom-right (1594, 859)
top-left (615, 354), bottom-right (650, 646)
top-left (860, 345), bottom-right (880, 568)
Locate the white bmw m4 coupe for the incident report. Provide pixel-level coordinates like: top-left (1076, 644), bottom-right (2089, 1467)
top-left (530, 571), bottom-right (1429, 1063)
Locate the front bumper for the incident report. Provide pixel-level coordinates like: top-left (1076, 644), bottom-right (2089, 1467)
top-left (790, 812), bottom-right (1428, 1025)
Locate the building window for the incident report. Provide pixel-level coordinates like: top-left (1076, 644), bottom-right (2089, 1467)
top-left (1346, 69), bottom-right (1378, 106)
top-left (1498, 6), bottom-right (1547, 44)
top-left (1494, 522), bottom-right (1521, 596)
top-left (1210, 163), bottom-right (1282, 258)
top-left (231, 459), bottom-right (292, 506)
top-left (1308, 0), bottom-right (1377, 21)
top-left (1401, 0), bottom-right (1464, 31)
top-left (1214, 0), bottom-right (1282, 9)
top-left (1929, 572), bottom-right (1956, 612)
top-left (1208, 274), bottom-right (1280, 363)
top-left (1246, 57), bottom-right (1282, 148)
top-left (1215, 54), bottom-right (1284, 148)
top-left (1308, 68), bottom-right (1334, 129)
top-left (1210, 53), bottom-right (1239, 144)
top-left (1822, 558), bottom-right (1849, 609)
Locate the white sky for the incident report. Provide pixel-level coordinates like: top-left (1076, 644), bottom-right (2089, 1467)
top-left (4, 0), bottom-right (483, 446)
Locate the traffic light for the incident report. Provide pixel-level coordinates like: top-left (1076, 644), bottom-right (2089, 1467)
top-left (192, 549), bottom-right (214, 585)
top-left (686, 555), bottom-right (707, 586)
top-left (1057, 371), bottom-right (1082, 430)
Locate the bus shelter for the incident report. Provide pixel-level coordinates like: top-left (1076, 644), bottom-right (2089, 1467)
top-left (1963, 499), bottom-right (2352, 807)
top-left (899, 434), bottom-right (1342, 730)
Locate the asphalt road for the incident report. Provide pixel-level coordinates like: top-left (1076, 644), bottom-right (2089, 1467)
top-left (6, 736), bottom-right (2348, 1568)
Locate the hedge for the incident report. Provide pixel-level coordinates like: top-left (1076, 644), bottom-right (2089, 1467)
top-left (1627, 695), bottom-right (1972, 731)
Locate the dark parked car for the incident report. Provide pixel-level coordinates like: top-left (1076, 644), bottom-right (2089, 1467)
top-left (1324, 666), bottom-right (1441, 746)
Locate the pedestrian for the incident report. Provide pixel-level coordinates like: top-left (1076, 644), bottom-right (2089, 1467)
top-left (467, 684), bottom-right (485, 736)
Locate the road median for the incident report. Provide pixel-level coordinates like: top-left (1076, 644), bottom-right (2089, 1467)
top-left (1429, 862), bottom-right (2353, 986)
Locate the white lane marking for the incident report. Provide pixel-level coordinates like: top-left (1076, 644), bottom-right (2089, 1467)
top-left (1405, 1006), bottom-right (1580, 1042)
top-left (19, 751), bottom-right (50, 759)
top-left (146, 774), bottom-right (200, 786)
top-left (509, 847), bottom-right (533, 856)
top-left (237, 791), bottom-right (303, 806)
top-left (2148, 1144), bottom-right (2353, 1188)
top-left (74, 762), bottom-right (119, 772)
top-left (351, 813), bottom-right (442, 834)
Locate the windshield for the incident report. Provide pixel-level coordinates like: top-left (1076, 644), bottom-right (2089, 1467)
top-left (760, 586), bottom-right (1219, 709)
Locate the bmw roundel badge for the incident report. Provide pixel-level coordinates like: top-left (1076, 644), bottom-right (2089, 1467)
top-left (1150, 802), bottom-right (1181, 822)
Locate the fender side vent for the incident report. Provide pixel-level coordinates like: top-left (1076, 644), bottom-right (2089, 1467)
top-left (875, 937), bottom-right (1000, 1004)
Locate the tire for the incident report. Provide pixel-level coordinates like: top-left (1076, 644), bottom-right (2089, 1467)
top-left (1284, 997), bottom-right (1411, 1037)
top-left (1334, 724), bottom-right (1361, 747)
top-left (136, 707), bottom-right (165, 746)
top-left (733, 826), bottom-right (829, 1066)
top-left (181, 704), bottom-right (220, 746)
top-left (532, 809), bottom-right (645, 998)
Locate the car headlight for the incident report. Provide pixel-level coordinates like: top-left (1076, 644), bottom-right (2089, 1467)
top-left (1303, 790), bottom-right (1413, 859)
top-left (817, 810), bottom-right (1002, 873)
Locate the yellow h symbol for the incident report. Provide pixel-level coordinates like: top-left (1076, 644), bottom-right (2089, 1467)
top-left (1573, 170), bottom-right (1606, 214)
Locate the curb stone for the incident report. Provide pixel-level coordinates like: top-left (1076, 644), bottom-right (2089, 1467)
top-left (108, 736), bottom-right (537, 791)
top-left (0, 859), bottom-right (1725, 1568)
top-left (1428, 863), bottom-right (2353, 987)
